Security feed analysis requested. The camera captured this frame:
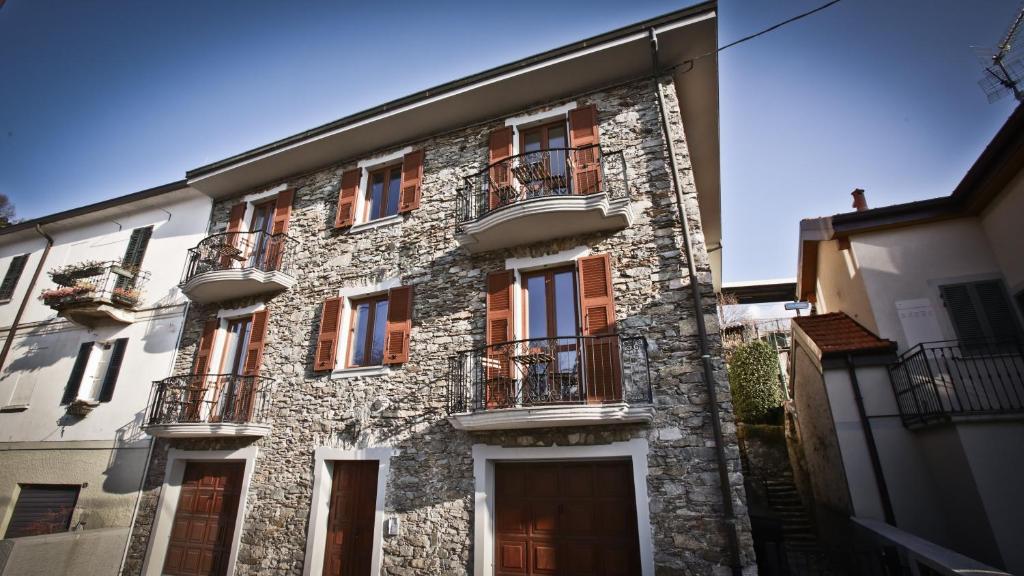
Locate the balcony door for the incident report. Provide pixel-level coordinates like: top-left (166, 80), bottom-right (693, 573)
top-left (247, 200), bottom-right (276, 269)
top-left (522, 267), bottom-right (580, 403)
top-left (212, 317), bottom-right (253, 422)
top-left (520, 121), bottom-right (569, 197)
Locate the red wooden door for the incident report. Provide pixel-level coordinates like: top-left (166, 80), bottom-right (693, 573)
top-left (322, 461), bottom-right (379, 576)
top-left (494, 460), bottom-right (640, 576)
top-left (163, 462), bottom-right (244, 576)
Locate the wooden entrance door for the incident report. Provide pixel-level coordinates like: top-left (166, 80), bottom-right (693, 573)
top-left (494, 460), bottom-right (640, 576)
top-left (322, 461), bottom-right (379, 576)
top-left (163, 462), bottom-right (244, 576)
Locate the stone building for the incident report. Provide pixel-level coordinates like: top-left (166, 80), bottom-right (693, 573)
top-left (124, 3), bottom-right (755, 575)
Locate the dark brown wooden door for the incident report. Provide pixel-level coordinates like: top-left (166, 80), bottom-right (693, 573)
top-left (163, 462), bottom-right (244, 576)
top-left (495, 460), bottom-right (640, 576)
top-left (323, 461), bottom-right (379, 576)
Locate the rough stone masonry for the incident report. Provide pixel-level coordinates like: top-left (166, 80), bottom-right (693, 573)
top-left (123, 74), bottom-right (755, 575)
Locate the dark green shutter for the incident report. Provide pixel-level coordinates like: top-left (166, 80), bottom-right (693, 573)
top-left (0, 254), bottom-right (29, 301)
top-left (97, 339), bottom-right (128, 402)
top-left (941, 280), bottom-right (1023, 346)
top-left (974, 280), bottom-right (1021, 340)
top-left (61, 343), bottom-right (93, 405)
top-left (116, 227), bottom-right (152, 291)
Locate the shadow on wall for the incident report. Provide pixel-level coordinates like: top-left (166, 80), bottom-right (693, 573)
top-left (102, 410), bottom-right (149, 495)
top-left (4, 324), bottom-right (81, 375)
top-left (140, 313), bottom-right (181, 355)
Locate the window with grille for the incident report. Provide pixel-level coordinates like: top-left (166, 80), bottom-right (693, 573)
top-left (0, 254), bottom-right (29, 301)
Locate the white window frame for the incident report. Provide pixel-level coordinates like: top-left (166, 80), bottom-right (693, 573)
top-left (139, 446), bottom-right (259, 576)
top-left (330, 277), bottom-right (401, 379)
top-left (77, 340), bottom-right (115, 402)
top-left (348, 146), bottom-right (413, 230)
top-left (504, 100), bottom-right (577, 158)
top-left (505, 246), bottom-right (590, 342)
top-left (471, 438), bottom-right (654, 576)
top-left (302, 446), bottom-right (395, 576)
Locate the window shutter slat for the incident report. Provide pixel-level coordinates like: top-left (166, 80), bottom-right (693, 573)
top-left (568, 105), bottom-right (602, 195)
top-left (383, 286), bottom-right (413, 365)
top-left (335, 170), bottom-right (362, 228)
top-left (485, 270), bottom-right (515, 399)
top-left (243, 310), bottom-right (269, 376)
top-left (226, 203), bottom-right (246, 233)
top-left (266, 189), bottom-right (294, 270)
top-left (941, 284), bottom-right (987, 343)
top-left (0, 254), bottom-right (29, 301)
top-left (974, 280), bottom-right (1022, 340)
top-left (192, 320), bottom-right (218, 376)
top-left (121, 227), bottom-right (153, 269)
top-left (62, 342), bottom-right (93, 405)
top-left (488, 127), bottom-right (514, 210)
top-left (98, 338), bottom-right (128, 402)
top-left (398, 150), bottom-right (424, 213)
top-left (314, 297), bottom-right (343, 372)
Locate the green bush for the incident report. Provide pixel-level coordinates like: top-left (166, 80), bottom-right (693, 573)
top-left (727, 339), bottom-right (784, 423)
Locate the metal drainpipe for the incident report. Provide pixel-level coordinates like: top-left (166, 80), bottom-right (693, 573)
top-left (0, 224), bottom-right (54, 375)
top-left (648, 29), bottom-right (744, 575)
top-left (845, 353), bottom-right (896, 525)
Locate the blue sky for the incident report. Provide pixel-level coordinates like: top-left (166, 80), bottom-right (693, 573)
top-left (0, 0), bottom-right (1018, 282)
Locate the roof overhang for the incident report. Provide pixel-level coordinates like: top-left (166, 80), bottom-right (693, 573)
top-left (184, 3), bottom-right (721, 285)
top-left (721, 278), bottom-right (797, 304)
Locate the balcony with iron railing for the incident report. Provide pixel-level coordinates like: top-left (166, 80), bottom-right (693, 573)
top-left (179, 230), bottom-right (297, 304)
top-left (143, 373), bottom-right (274, 438)
top-left (888, 338), bottom-right (1024, 428)
top-left (454, 145), bottom-right (634, 252)
top-left (446, 334), bottom-right (653, 430)
top-left (40, 261), bottom-right (150, 327)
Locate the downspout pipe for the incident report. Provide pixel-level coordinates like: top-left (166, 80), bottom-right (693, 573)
top-left (0, 224), bottom-right (54, 375)
top-left (649, 28), bottom-right (744, 575)
top-left (845, 353), bottom-right (896, 525)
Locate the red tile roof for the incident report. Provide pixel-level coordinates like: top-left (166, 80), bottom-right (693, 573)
top-left (792, 312), bottom-right (896, 357)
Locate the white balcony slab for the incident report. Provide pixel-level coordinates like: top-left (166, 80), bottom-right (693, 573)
top-left (145, 422), bottom-right (272, 438)
top-left (448, 402), bottom-right (654, 431)
top-left (180, 269), bottom-right (296, 304)
top-left (456, 194), bottom-right (634, 253)
top-left (56, 301), bottom-right (137, 327)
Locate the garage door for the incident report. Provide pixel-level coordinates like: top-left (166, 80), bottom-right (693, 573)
top-left (163, 461), bottom-right (244, 576)
top-left (495, 460), bottom-right (641, 575)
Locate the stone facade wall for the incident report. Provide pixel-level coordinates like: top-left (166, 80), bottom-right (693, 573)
top-left (124, 75), bottom-right (754, 575)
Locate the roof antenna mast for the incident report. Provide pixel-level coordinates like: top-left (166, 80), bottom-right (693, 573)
top-left (976, 3), bottom-right (1024, 103)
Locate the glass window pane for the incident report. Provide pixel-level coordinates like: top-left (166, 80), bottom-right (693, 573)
top-left (523, 130), bottom-right (542, 153)
top-left (385, 169), bottom-right (402, 217)
top-left (350, 303), bottom-right (370, 366)
top-left (228, 319), bottom-right (252, 375)
top-left (526, 275), bottom-right (548, 340)
top-left (369, 173), bottom-right (385, 220)
top-left (553, 271), bottom-right (578, 336)
top-left (371, 300), bottom-right (389, 365)
top-left (547, 125), bottom-right (566, 149)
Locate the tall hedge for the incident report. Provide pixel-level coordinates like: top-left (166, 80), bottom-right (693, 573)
top-left (727, 339), bottom-right (784, 423)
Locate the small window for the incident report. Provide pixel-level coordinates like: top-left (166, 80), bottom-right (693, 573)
top-left (940, 280), bottom-right (1023, 351)
top-left (0, 254), bottom-right (29, 301)
top-left (4, 484), bottom-right (80, 538)
top-left (348, 294), bottom-right (389, 367)
top-left (364, 165), bottom-right (402, 221)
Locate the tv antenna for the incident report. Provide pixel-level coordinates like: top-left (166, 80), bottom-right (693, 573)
top-left (976, 4), bottom-right (1024, 103)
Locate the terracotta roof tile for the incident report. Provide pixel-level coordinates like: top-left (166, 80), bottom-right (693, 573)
top-left (792, 312), bottom-right (896, 357)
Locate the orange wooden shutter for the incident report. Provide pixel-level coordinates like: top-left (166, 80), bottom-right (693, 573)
top-left (272, 189), bottom-right (294, 235)
top-left (577, 253), bottom-right (620, 403)
top-left (485, 270), bottom-right (515, 407)
top-left (334, 169), bottom-right (362, 228)
top-left (488, 127), bottom-right (514, 210)
top-left (398, 150), bottom-right (423, 213)
top-left (568, 105), bottom-right (602, 195)
top-left (242, 310), bottom-right (269, 376)
top-left (314, 297), bottom-right (343, 372)
top-left (226, 203), bottom-right (246, 233)
top-left (193, 320), bottom-right (218, 375)
top-left (383, 286), bottom-right (414, 365)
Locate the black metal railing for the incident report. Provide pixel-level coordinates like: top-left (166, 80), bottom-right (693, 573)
top-left (40, 261), bottom-right (150, 310)
top-left (146, 374), bottom-right (274, 427)
top-left (455, 145), bottom-right (629, 224)
top-left (181, 230), bottom-right (293, 285)
top-left (446, 334), bottom-right (651, 414)
top-left (888, 338), bottom-right (1024, 427)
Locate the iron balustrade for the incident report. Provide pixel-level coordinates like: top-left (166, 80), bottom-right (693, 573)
top-left (455, 145), bottom-right (630, 224)
top-left (146, 374), bottom-right (273, 427)
top-left (446, 334), bottom-right (651, 414)
top-left (181, 230), bottom-right (293, 285)
top-left (40, 261), bottom-right (150, 310)
top-left (888, 338), bottom-right (1024, 427)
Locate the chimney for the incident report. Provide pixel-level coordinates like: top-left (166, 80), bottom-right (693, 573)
top-left (851, 188), bottom-right (868, 212)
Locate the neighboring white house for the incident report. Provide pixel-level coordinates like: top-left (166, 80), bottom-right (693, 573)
top-left (789, 105), bottom-right (1024, 575)
top-left (0, 182), bottom-right (211, 575)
